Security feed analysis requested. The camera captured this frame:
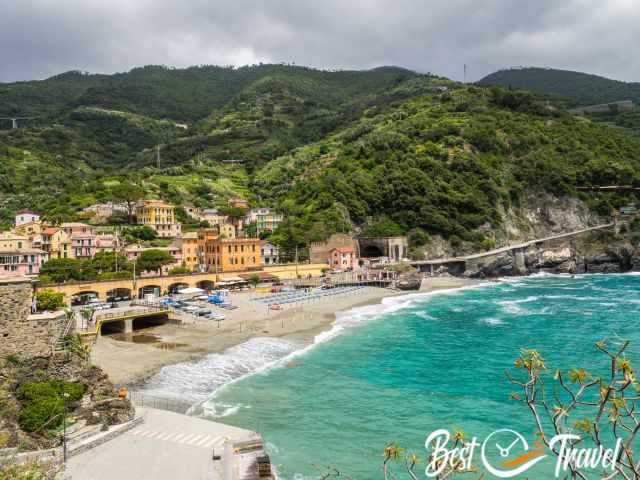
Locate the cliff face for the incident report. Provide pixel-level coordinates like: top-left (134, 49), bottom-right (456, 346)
top-left (462, 233), bottom-right (638, 278)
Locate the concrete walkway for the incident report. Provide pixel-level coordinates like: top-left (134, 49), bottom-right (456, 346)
top-left (63, 407), bottom-right (259, 480)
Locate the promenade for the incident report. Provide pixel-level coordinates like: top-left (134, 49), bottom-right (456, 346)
top-left (64, 407), bottom-right (262, 480)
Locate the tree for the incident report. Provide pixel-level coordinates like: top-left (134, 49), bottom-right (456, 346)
top-left (136, 249), bottom-right (175, 275)
top-left (111, 182), bottom-right (144, 224)
top-left (39, 258), bottom-right (90, 283)
top-left (506, 340), bottom-right (640, 479)
top-left (248, 274), bottom-right (261, 288)
top-left (90, 251), bottom-right (130, 273)
top-left (35, 290), bottom-right (65, 311)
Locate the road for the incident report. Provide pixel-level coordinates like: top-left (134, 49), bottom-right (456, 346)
top-left (64, 407), bottom-right (259, 480)
top-left (411, 223), bottom-right (614, 265)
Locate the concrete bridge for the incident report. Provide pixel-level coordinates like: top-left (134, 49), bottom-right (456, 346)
top-left (38, 264), bottom-right (327, 305)
top-left (410, 223), bottom-right (615, 275)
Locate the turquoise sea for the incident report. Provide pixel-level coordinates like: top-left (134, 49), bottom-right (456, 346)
top-left (142, 274), bottom-right (640, 478)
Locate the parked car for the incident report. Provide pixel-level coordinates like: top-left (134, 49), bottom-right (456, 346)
top-left (206, 312), bottom-right (226, 321)
top-left (182, 305), bottom-right (199, 313)
top-left (195, 308), bottom-right (211, 316)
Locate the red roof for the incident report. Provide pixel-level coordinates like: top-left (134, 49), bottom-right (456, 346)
top-left (17, 210), bottom-right (39, 215)
top-left (42, 227), bottom-right (60, 235)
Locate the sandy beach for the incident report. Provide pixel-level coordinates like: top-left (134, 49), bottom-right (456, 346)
top-left (91, 277), bottom-right (480, 386)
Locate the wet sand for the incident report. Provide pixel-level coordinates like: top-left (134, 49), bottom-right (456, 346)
top-left (91, 277), bottom-right (479, 386)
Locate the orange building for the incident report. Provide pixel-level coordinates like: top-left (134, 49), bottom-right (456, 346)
top-left (197, 228), bottom-right (261, 273)
top-left (181, 232), bottom-right (200, 271)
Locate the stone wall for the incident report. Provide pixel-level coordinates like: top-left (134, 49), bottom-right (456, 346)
top-left (0, 277), bottom-right (65, 360)
top-left (309, 234), bottom-right (358, 264)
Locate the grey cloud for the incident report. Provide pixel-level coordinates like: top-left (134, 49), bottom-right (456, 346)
top-left (1, 0), bottom-right (639, 82)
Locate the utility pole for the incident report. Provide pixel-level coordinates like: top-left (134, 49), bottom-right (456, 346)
top-left (294, 245), bottom-right (299, 278)
top-left (132, 258), bottom-right (137, 299)
top-left (463, 64), bottom-right (467, 84)
top-left (156, 144), bottom-right (161, 169)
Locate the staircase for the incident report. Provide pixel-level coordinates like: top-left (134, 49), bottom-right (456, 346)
top-left (51, 311), bottom-right (75, 354)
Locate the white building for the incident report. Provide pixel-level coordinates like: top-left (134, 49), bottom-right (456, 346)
top-left (260, 241), bottom-right (280, 265)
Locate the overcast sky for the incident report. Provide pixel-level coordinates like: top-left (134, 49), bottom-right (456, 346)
top-left (1, 0), bottom-right (639, 83)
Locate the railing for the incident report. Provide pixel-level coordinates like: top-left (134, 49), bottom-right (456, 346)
top-left (126, 390), bottom-right (193, 414)
top-left (94, 306), bottom-right (169, 322)
top-left (51, 312), bottom-right (75, 354)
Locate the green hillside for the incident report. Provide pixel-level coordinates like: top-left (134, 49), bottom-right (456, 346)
top-left (1, 63), bottom-right (640, 254)
top-left (478, 67), bottom-right (640, 107)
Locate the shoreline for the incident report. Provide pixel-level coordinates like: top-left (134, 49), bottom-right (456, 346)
top-left (91, 277), bottom-right (482, 388)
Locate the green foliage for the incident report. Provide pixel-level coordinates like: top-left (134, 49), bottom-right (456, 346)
top-left (16, 380), bottom-right (85, 433)
top-left (168, 266), bottom-right (191, 275)
top-left (136, 249), bottom-right (175, 274)
top-left (123, 225), bottom-right (157, 241)
top-left (407, 228), bottom-right (430, 247)
top-left (248, 274), bottom-right (261, 288)
top-left (35, 290), bottom-right (65, 312)
top-left (479, 67), bottom-right (640, 107)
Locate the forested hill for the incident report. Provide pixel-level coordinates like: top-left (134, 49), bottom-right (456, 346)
top-left (2, 63), bottom-right (640, 256)
top-left (479, 67), bottom-right (640, 107)
top-left (0, 64), bottom-right (417, 122)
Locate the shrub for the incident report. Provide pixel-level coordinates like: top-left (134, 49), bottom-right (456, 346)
top-left (35, 290), bottom-right (65, 312)
top-left (16, 380), bottom-right (85, 433)
top-left (18, 397), bottom-right (63, 433)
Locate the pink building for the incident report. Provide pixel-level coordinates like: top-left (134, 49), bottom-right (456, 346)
top-left (0, 248), bottom-right (47, 277)
top-left (329, 246), bottom-right (357, 270)
top-left (14, 210), bottom-right (40, 227)
top-left (61, 223), bottom-right (96, 259)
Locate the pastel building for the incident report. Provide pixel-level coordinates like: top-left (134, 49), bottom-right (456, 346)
top-left (0, 248), bottom-right (47, 277)
top-left (136, 200), bottom-right (182, 238)
top-left (329, 246), bottom-right (357, 270)
top-left (181, 232), bottom-right (200, 271)
top-left (197, 228), bottom-right (261, 273)
top-left (260, 241), bottom-right (280, 265)
top-left (61, 223), bottom-right (97, 260)
top-left (245, 208), bottom-right (283, 234)
top-left (40, 227), bottom-right (72, 259)
top-left (14, 211), bottom-right (40, 227)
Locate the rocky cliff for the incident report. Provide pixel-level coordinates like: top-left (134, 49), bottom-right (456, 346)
top-left (461, 229), bottom-right (638, 278)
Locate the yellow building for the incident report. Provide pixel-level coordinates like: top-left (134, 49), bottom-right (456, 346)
top-left (14, 220), bottom-right (42, 238)
top-left (135, 200), bottom-right (182, 238)
top-left (197, 228), bottom-right (260, 273)
top-left (41, 227), bottom-right (72, 259)
top-left (0, 232), bottom-right (30, 250)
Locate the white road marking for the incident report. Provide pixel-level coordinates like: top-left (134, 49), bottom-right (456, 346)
top-left (195, 435), bottom-right (211, 446)
top-left (173, 434), bottom-right (186, 442)
top-left (187, 435), bottom-right (204, 445)
top-left (164, 433), bottom-right (178, 441)
top-left (179, 434), bottom-right (196, 444)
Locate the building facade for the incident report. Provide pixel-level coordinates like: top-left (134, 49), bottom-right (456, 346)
top-left (61, 223), bottom-right (96, 260)
top-left (245, 208), bottom-right (283, 234)
top-left (329, 246), bottom-right (357, 270)
top-left (0, 248), bottom-right (47, 276)
top-left (40, 227), bottom-right (72, 259)
top-left (181, 232), bottom-right (200, 271)
top-left (14, 211), bottom-right (40, 227)
top-left (260, 241), bottom-right (280, 265)
top-left (136, 200), bottom-right (182, 238)
top-left (197, 228), bottom-right (261, 273)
